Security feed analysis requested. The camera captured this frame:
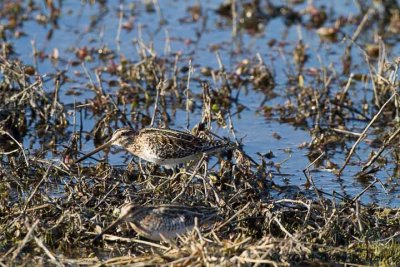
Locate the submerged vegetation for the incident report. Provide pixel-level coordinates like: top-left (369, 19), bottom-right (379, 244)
top-left (0, 0), bottom-right (399, 265)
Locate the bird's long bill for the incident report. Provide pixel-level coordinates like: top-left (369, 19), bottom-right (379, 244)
top-left (92, 215), bottom-right (126, 243)
top-left (74, 141), bottom-right (112, 164)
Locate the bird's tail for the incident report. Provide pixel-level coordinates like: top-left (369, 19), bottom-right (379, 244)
top-left (202, 139), bottom-right (238, 155)
top-left (197, 207), bottom-right (220, 223)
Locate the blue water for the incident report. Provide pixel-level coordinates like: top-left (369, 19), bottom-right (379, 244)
top-left (2, 0), bottom-right (399, 207)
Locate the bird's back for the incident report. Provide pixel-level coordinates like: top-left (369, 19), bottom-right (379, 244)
top-left (135, 128), bottom-right (227, 160)
top-left (128, 205), bottom-right (218, 240)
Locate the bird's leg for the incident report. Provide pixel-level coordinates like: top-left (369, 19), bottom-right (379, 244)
top-left (171, 154), bottom-right (206, 203)
top-left (138, 159), bottom-right (152, 182)
top-left (168, 168), bottom-right (175, 194)
top-left (202, 160), bottom-right (208, 201)
top-left (164, 167), bottom-right (179, 193)
top-left (138, 159), bottom-right (144, 175)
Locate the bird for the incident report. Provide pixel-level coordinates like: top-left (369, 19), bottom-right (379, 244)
top-left (75, 127), bottom-right (231, 168)
top-left (92, 203), bottom-right (219, 242)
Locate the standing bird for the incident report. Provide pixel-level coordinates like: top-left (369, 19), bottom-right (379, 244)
top-left (75, 128), bottom-right (230, 168)
top-left (93, 204), bottom-right (218, 242)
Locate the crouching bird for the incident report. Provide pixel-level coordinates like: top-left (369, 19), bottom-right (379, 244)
top-left (93, 204), bottom-right (219, 242)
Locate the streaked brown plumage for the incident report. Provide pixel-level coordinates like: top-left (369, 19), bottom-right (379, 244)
top-left (93, 204), bottom-right (218, 242)
top-left (75, 127), bottom-right (229, 168)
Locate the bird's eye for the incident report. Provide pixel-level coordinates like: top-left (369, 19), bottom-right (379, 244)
top-left (119, 130), bottom-right (132, 137)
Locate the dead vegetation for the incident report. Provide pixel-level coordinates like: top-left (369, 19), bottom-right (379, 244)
top-left (0, 0), bottom-right (400, 266)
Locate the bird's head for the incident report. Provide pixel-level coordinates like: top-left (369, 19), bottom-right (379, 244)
top-left (74, 128), bottom-right (137, 164)
top-left (110, 128), bottom-right (137, 147)
top-left (92, 202), bottom-right (137, 243)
